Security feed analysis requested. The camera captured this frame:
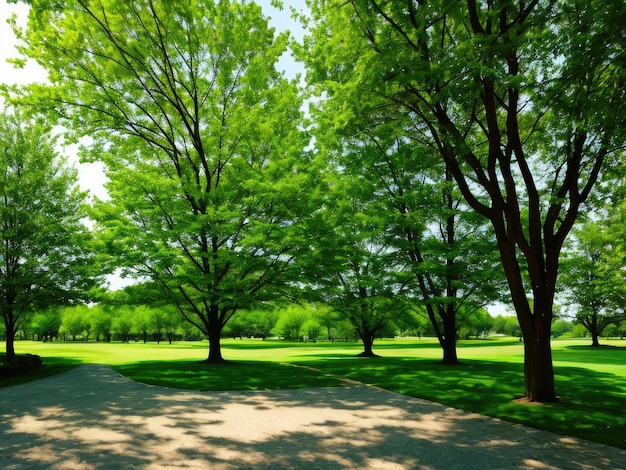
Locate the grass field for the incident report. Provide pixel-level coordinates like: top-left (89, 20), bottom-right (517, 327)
top-left (3, 336), bottom-right (625, 450)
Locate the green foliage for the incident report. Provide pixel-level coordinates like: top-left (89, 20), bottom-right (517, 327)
top-left (457, 309), bottom-right (494, 339)
top-left (29, 309), bottom-right (62, 341)
top-left (492, 315), bottom-right (521, 337)
top-left (222, 308), bottom-right (278, 340)
top-left (551, 319), bottom-right (574, 338)
top-left (15, 0), bottom-right (311, 362)
top-left (274, 305), bottom-right (309, 341)
top-left (560, 218), bottom-right (626, 345)
top-left (301, 0), bottom-right (626, 401)
top-left (59, 305), bottom-right (91, 341)
top-left (0, 110), bottom-right (101, 362)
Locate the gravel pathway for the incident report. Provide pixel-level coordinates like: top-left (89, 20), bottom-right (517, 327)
top-left (1, 364), bottom-right (624, 469)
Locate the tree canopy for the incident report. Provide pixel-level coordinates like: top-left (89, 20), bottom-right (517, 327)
top-left (300, 0), bottom-right (626, 401)
top-left (14, 0), bottom-right (311, 362)
top-left (0, 110), bottom-right (101, 363)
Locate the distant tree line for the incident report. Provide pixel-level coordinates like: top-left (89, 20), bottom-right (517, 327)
top-left (3, 301), bottom-right (510, 345)
top-left (5, 303), bottom-right (624, 347)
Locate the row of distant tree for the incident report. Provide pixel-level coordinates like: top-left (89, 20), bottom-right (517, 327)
top-left (4, 303), bottom-right (623, 346)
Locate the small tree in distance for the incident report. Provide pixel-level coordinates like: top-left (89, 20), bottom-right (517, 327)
top-left (560, 221), bottom-right (626, 346)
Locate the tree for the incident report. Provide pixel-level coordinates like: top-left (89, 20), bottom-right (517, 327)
top-left (88, 305), bottom-right (113, 342)
top-left (560, 221), bottom-right (626, 346)
top-left (304, 169), bottom-right (412, 357)
top-left (308, 93), bottom-right (504, 362)
top-left (302, 0), bottom-right (625, 401)
top-left (16, 0), bottom-right (309, 363)
top-left (29, 308), bottom-right (62, 342)
top-left (274, 305), bottom-right (308, 341)
top-left (0, 111), bottom-right (100, 363)
top-left (224, 307), bottom-right (278, 339)
top-left (492, 315), bottom-right (520, 338)
top-left (59, 305), bottom-right (92, 341)
top-left (458, 308), bottom-right (494, 339)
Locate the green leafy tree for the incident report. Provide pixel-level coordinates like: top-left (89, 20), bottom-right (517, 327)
top-left (304, 170), bottom-right (412, 357)
top-left (132, 306), bottom-right (152, 344)
top-left (224, 308), bottom-right (278, 339)
top-left (89, 304), bottom-right (112, 342)
top-left (29, 308), bottom-right (62, 342)
top-left (151, 306), bottom-right (183, 344)
top-left (551, 319), bottom-right (574, 339)
top-left (302, 0), bottom-right (625, 401)
top-left (0, 111), bottom-right (100, 362)
top-left (458, 308), bottom-right (494, 340)
top-left (274, 305), bottom-right (308, 341)
top-left (16, 0), bottom-right (309, 362)
top-left (492, 315), bottom-right (521, 338)
top-left (308, 73), bottom-right (505, 363)
top-left (111, 306), bottom-right (134, 343)
top-left (560, 222), bottom-right (626, 346)
top-left (59, 305), bottom-right (92, 341)
top-left (312, 304), bottom-right (340, 341)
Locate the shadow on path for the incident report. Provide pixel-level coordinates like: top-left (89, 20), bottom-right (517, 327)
top-left (0, 364), bottom-right (624, 469)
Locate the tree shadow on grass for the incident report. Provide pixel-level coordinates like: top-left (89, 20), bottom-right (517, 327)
top-left (1, 364), bottom-right (623, 469)
top-left (553, 344), bottom-right (626, 365)
top-left (301, 355), bottom-right (626, 450)
top-left (0, 355), bottom-right (82, 388)
top-left (113, 359), bottom-right (346, 391)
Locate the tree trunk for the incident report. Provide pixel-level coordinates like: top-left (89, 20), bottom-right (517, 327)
top-left (522, 328), bottom-right (556, 402)
top-left (204, 326), bottom-right (225, 363)
top-left (3, 312), bottom-right (17, 364)
top-left (5, 329), bottom-right (16, 364)
top-left (515, 290), bottom-right (557, 402)
top-left (441, 310), bottom-right (459, 364)
top-left (590, 331), bottom-right (600, 347)
top-left (357, 327), bottom-right (379, 357)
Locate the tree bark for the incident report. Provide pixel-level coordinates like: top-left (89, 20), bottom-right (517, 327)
top-left (204, 324), bottom-right (226, 363)
top-left (521, 322), bottom-right (556, 402)
top-left (357, 327), bottom-right (380, 357)
top-left (590, 332), bottom-right (601, 347)
top-left (441, 310), bottom-right (458, 364)
top-left (3, 311), bottom-right (17, 364)
top-left (5, 329), bottom-right (16, 364)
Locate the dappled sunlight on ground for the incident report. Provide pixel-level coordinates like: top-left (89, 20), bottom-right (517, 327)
top-left (1, 364), bottom-right (625, 469)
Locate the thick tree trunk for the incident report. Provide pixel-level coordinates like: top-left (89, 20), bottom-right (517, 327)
top-left (204, 323), bottom-right (226, 363)
top-left (5, 330), bottom-right (16, 364)
top-left (441, 312), bottom-right (459, 364)
top-left (357, 327), bottom-right (379, 357)
top-left (590, 332), bottom-right (600, 347)
top-left (515, 291), bottom-right (557, 402)
top-left (522, 328), bottom-right (556, 402)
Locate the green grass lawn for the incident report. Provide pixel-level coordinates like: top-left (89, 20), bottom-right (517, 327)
top-left (3, 336), bottom-right (625, 450)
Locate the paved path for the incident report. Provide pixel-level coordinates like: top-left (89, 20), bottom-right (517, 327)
top-left (0, 364), bottom-right (624, 469)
